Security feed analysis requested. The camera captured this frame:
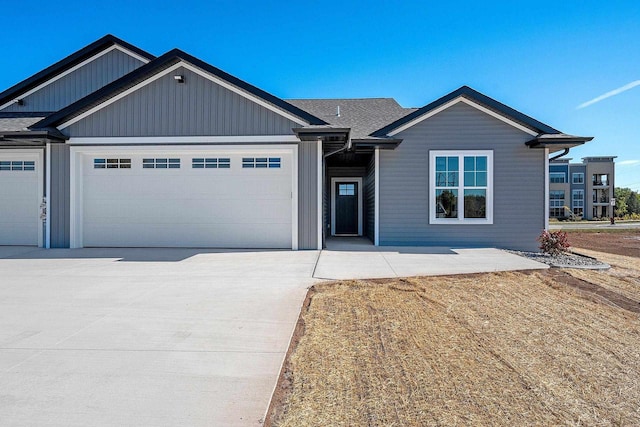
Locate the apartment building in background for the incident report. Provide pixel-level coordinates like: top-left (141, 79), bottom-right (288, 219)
top-left (549, 156), bottom-right (616, 220)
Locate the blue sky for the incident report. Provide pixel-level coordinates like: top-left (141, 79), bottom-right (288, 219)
top-left (3, 1), bottom-right (639, 190)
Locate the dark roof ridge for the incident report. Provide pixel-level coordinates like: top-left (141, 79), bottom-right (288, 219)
top-left (0, 35), bottom-right (155, 107)
top-left (371, 85), bottom-right (561, 137)
top-left (33, 48), bottom-right (327, 129)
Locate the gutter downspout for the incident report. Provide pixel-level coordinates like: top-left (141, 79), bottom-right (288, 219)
top-left (549, 148), bottom-right (570, 162)
top-left (323, 134), bottom-right (352, 159)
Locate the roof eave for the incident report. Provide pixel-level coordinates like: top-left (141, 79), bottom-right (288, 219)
top-left (525, 135), bottom-right (593, 153)
top-left (0, 128), bottom-right (68, 145)
top-left (351, 138), bottom-right (403, 150)
top-left (292, 127), bottom-right (350, 141)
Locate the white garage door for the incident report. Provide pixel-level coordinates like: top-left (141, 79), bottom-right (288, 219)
top-left (80, 148), bottom-right (294, 248)
top-left (0, 151), bottom-right (42, 246)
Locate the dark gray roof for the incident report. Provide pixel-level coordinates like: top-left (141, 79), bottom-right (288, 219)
top-left (0, 117), bottom-right (45, 132)
top-left (286, 98), bottom-right (416, 139)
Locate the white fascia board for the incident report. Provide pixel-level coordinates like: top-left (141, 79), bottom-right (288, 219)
top-left (59, 61), bottom-right (310, 130)
top-left (67, 135), bottom-right (300, 145)
top-left (388, 97), bottom-right (539, 137)
top-left (0, 45), bottom-right (149, 111)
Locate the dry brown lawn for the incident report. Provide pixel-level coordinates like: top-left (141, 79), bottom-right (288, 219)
top-left (268, 254), bottom-right (640, 426)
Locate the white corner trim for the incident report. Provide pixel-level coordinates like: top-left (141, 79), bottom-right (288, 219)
top-left (317, 139), bottom-right (323, 250)
top-left (0, 45), bottom-right (149, 111)
top-left (429, 150), bottom-right (494, 225)
top-left (45, 143), bottom-right (51, 248)
top-left (330, 177), bottom-right (363, 236)
top-left (374, 148), bottom-right (380, 246)
top-left (66, 135), bottom-right (300, 145)
top-left (291, 145), bottom-right (299, 250)
top-left (388, 96), bottom-right (538, 137)
top-left (59, 61), bottom-right (310, 130)
top-left (544, 148), bottom-right (550, 231)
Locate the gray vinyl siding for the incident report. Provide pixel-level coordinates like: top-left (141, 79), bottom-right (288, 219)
top-left (2, 49), bottom-right (145, 113)
top-left (298, 141), bottom-right (318, 249)
top-left (64, 66), bottom-right (303, 137)
top-left (49, 144), bottom-right (70, 248)
top-left (365, 155), bottom-right (375, 241)
top-left (379, 102), bottom-right (544, 251)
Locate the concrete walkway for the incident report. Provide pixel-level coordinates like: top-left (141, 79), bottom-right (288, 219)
top-left (314, 237), bottom-right (548, 280)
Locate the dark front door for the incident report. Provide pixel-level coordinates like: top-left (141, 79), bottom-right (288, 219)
top-left (335, 181), bottom-right (359, 235)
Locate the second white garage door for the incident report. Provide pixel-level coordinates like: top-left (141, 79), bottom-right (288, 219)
top-left (0, 150), bottom-right (42, 246)
top-left (78, 147), bottom-right (294, 248)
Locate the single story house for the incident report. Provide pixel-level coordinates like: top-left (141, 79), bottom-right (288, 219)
top-left (0, 35), bottom-right (592, 251)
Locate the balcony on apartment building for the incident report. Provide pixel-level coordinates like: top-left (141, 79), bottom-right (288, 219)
top-left (592, 174), bottom-right (609, 187)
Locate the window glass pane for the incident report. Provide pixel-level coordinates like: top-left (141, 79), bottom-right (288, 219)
top-left (464, 189), bottom-right (486, 218)
top-left (475, 156), bottom-right (487, 171)
top-left (435, 172), bottom-right (447, 187)
top-left (143, 159), bottom-right (153, 164)
top-left (476, 172), bottom-right (487, 187)
top-left (464, 156), bottom-right (475, 172)
top-left (447, 156), bottom-right (458, 171)
top-left (447, 171), bottom-right (458, 186)
top-left (435, 157), bottom-right (446, 171)
top-left (464, 171), bottom-right (475, 187)
top-left (436, 189), bottom-right (458, 218)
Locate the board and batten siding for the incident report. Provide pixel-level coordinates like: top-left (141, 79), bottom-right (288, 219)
top-left (379, 102), bottom-right (545, 251)
top-left (49, 144), bottom-right (70, 248)
top-left (365, 155), bottom-right (375, 241)
top-left (63, 66), bottom-right (302, 137)
top-left (298, 141), bottom-right (318, 250)
top-left (1, 49), bottom-right (145, 113)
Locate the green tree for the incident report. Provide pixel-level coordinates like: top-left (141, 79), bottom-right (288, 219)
top-left (628, 191), bottom-right (640, 215)
top-left (615, 187), bottom-right (631, 217)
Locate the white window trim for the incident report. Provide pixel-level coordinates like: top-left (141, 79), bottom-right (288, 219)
top-left (549, 172), bottom-right (566, 183)
top-left (330, 177), bottom-right (363, 236)
top-left (69, 144), bottom-right (298, 250)
top-left (572, 172), bottom-right (584, 184)
top-left (572, 189), bottom-right (585, 208)
top-left (429, 150), bottom-right (493, 225)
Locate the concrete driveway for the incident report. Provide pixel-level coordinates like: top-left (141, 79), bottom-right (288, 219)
top-left (0, 247), bottom-right (318, 427)
top-left (0, 243), bottom-right (547, 426)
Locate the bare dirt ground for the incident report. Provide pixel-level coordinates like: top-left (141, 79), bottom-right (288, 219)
top-left (567, 229), bottom-right (640, 258)
top-left (267, 243), bottom-right (640, 426)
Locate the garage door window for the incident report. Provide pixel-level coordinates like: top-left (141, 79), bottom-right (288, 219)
top-left (0, 160), bottom-right (35, 171)
top-left (242, 157), bottom-right (281, 168)
top-left (143, 158), bottom-right (180, 169)
top-left (94, 158), bottom-right (131, 169)
top-left (192, 158), bottom-right (230, 169)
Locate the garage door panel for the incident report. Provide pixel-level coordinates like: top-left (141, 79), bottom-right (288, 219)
top-left (0, 155), bottom-right (40, 246)
top-left (81, 149), bottom-right (293, 248)
top-left (84, 222), bottom-right (291, 248)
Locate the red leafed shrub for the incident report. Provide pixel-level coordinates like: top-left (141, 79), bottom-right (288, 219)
top-left (537, 230), bottom-right (571, 255)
